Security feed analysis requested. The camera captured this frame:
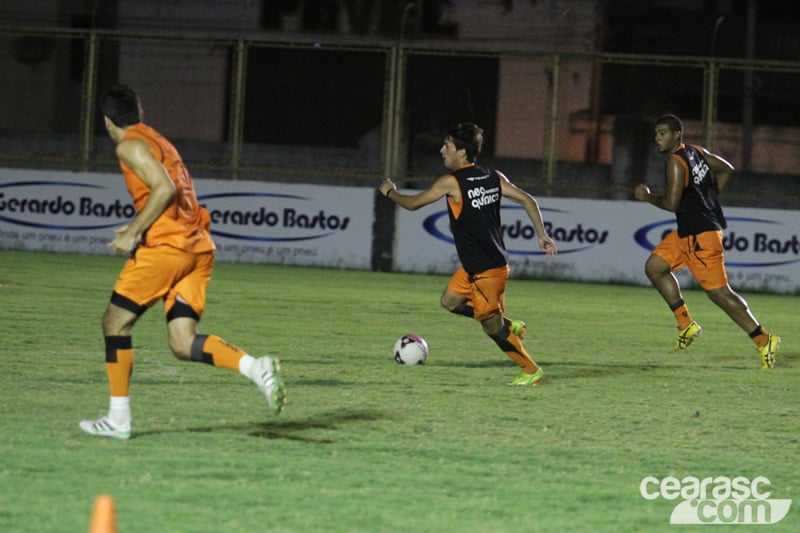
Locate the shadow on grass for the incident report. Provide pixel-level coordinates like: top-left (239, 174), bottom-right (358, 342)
top-left (134, 408), bottom-right (387, 443)
top-left (536, 360), bottom-right (664, 380)
top-left (437, 358), bottom-right (667, 373)
top-left (534, 359), bottom-right (761, 380)
top-left (435, 359), bottom-right (513, 369)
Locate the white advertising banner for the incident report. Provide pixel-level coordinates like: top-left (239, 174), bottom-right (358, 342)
top-left (0, 168), bottom-right (373, 269)
top-left (394, 195), bottom-right (800, 294)
top-left (2, 168), bottom-right (797, 293)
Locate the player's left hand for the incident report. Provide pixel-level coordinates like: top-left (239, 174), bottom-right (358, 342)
top-left (634, 184), bottom-right (650, 201)
top-left (108, 225), bottom-right (141, 256)
top-left (540, 236), bottom-right (557, 257)
top-left (378, 178), bottom-right (397, 198)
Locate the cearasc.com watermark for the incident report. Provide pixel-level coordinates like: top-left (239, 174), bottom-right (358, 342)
top-left (640, 475), bottom-right (792, 525)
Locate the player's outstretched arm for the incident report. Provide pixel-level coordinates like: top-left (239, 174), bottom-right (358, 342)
top-left (378, 176), bottom-right (457, 211)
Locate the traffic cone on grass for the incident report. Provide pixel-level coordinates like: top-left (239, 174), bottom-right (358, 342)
top-left (88, 494), bottom-right (116, 533)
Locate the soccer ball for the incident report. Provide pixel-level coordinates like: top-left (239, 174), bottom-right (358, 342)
top-left (393, 334), bottom-right (428, 365)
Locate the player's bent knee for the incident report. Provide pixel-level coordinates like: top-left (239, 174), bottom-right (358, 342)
top-left (170, 345), bottom-right (192, 361)
top-left (167, 335), bottom-right (194, 361)
top-left (481, 316), bottom-right (502, 336)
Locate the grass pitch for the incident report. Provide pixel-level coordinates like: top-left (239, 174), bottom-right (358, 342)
top-left (0, 249), bottom-right (797, 532)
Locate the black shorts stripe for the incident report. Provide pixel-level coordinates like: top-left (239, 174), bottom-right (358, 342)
top-left (166, 299), bottom-right (200, 322)
top-left (110, 291), bottom-right (148, 316)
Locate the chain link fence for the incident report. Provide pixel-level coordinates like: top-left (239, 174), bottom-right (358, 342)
top-left (1, 27), bottom-right (798, 207)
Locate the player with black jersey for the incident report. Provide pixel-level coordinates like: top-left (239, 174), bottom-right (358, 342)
top-left (379, 122), bottom-right (557, 385)
top-left (635, 114), bottom-right (780, 367)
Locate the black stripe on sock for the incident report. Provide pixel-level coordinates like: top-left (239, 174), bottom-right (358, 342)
top-left (669, 299), bottom-right (685, 312)
top-left (190, 334), bottom-right (214, 365)
top-left (489, 325), bottom-right (517, 353)
top-left (104, 336), bottom-right (132, 363)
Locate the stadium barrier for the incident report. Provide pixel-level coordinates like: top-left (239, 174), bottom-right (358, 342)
top-left (2, 168), bottom-right (797, 294)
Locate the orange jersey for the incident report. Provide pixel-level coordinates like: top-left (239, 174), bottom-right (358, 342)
top-left (120, 123), bottom-right (215, 253)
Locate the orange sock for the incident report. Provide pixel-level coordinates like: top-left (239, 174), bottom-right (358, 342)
top-left (104, 336), bottom-right (133, 397)
top-left (671, 302), bottom-right (693, 330)
top-left (749, 325), bottom-right (770, 348)
top-left (507, 333), bottom-right (539, 374)
top-left (190, 334), bottom-right (247, 371)
top-left (490, 329), bottom-right (539, 374)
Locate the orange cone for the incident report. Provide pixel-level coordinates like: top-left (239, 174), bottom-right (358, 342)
top-left (88, 494), bottom-right (116, 533)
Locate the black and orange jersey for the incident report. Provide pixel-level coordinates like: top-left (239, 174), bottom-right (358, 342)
top-left (447, 163), bottom-right (508, 274)
top-left (670, 144), bottom-right (727, 238)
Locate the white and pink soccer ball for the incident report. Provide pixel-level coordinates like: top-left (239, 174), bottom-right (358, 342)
top-left (393, 334), bottom-right (428, 365)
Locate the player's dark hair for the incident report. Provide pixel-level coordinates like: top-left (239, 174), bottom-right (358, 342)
top-left (445, 122), bottom-right (484, 162)
top-left (100, 85), bottom-right (142, 127)
top-left (655, 114), bottom-right (683, 134)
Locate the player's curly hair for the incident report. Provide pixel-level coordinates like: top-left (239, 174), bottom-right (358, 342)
top-left (655, 114), bottom-right (683, 134)
top-left (445, 122), bottom-right (484, 162)
top-left (100, 85), bottom-right (142, 127)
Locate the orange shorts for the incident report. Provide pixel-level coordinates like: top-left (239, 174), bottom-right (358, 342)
top-left (447, 265), bottom-right (509, 322)
top-left (652, 229), bottom-right (728, 290)
top-left (114, 245), bottom-right (213, 316)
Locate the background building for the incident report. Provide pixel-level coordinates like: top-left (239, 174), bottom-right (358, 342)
top-left (1, 0), bottom-right (798, 205)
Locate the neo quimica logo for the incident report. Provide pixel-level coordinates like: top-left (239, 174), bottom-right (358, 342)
top-left (640, 475), bottom-right (791, 525)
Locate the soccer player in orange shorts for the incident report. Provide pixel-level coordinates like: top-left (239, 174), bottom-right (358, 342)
top-left (635, 114), bottom-right (780, 368)
top-left (379, 123), bottom-right (557, 385)
top-left (79, 85), bottom-right (285, 440)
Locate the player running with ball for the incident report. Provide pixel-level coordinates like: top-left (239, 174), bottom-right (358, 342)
top-left (379, 122), bottom-right (557, 385)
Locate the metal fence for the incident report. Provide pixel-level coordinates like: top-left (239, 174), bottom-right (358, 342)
top-left (1, 26), bottom-right (799, 207)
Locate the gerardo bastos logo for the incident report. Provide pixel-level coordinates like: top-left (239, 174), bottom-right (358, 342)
top-left (634, 217), bottom-right (800, 268)
top-left (423, 206), bottom-right (609, 256)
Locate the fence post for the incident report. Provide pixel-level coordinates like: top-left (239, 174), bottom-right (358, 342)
top-left (228, 39), bottom-right (247, 180)
top-left (702, 60), bottom-right (718, 149)
top-left (79, 31), bottom-right (98, 171)
top-left (544, 54), bottom-right (560, 194)
top-left (372, 44), bottom-right (401, 272)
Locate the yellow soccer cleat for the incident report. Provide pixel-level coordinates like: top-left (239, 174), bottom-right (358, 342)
top-left (758, 334), bottom-right (780, 369)
top-left (509, 368), bottom-right (543, 386)
top-left (509, 319), bottom-right (527, 339)
top-left (674, 321), bottom-right (702, 351)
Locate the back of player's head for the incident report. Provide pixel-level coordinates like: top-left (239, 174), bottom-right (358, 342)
top-left (445, 122), bottom-right (484, 162)
top-left (100, 85), bottom-right (142, 127)
top-left (655, 114), bottom-right (683, 134)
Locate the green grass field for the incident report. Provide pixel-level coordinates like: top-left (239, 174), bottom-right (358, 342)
top-left (0, 249), bottom-right (797, 532)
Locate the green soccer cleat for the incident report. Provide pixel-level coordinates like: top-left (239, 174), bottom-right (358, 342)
top-left (758, 334), bottom-right (780, 369)
top-left (674, 321), bottom-right (702, 351)
top-left (509, 319), bottom-right (527, 339)
top-left (509, 368), bottom-right (543, 386)
top-left (79, 414), bottom-right (132, 440)
top-left (250, 355), bottom-right (286, 414)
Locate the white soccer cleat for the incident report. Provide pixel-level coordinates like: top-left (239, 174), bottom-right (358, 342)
top-left (249, 355), bottom-right (286, 415)
top-left (79, 414), bottom-right (131, 440)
